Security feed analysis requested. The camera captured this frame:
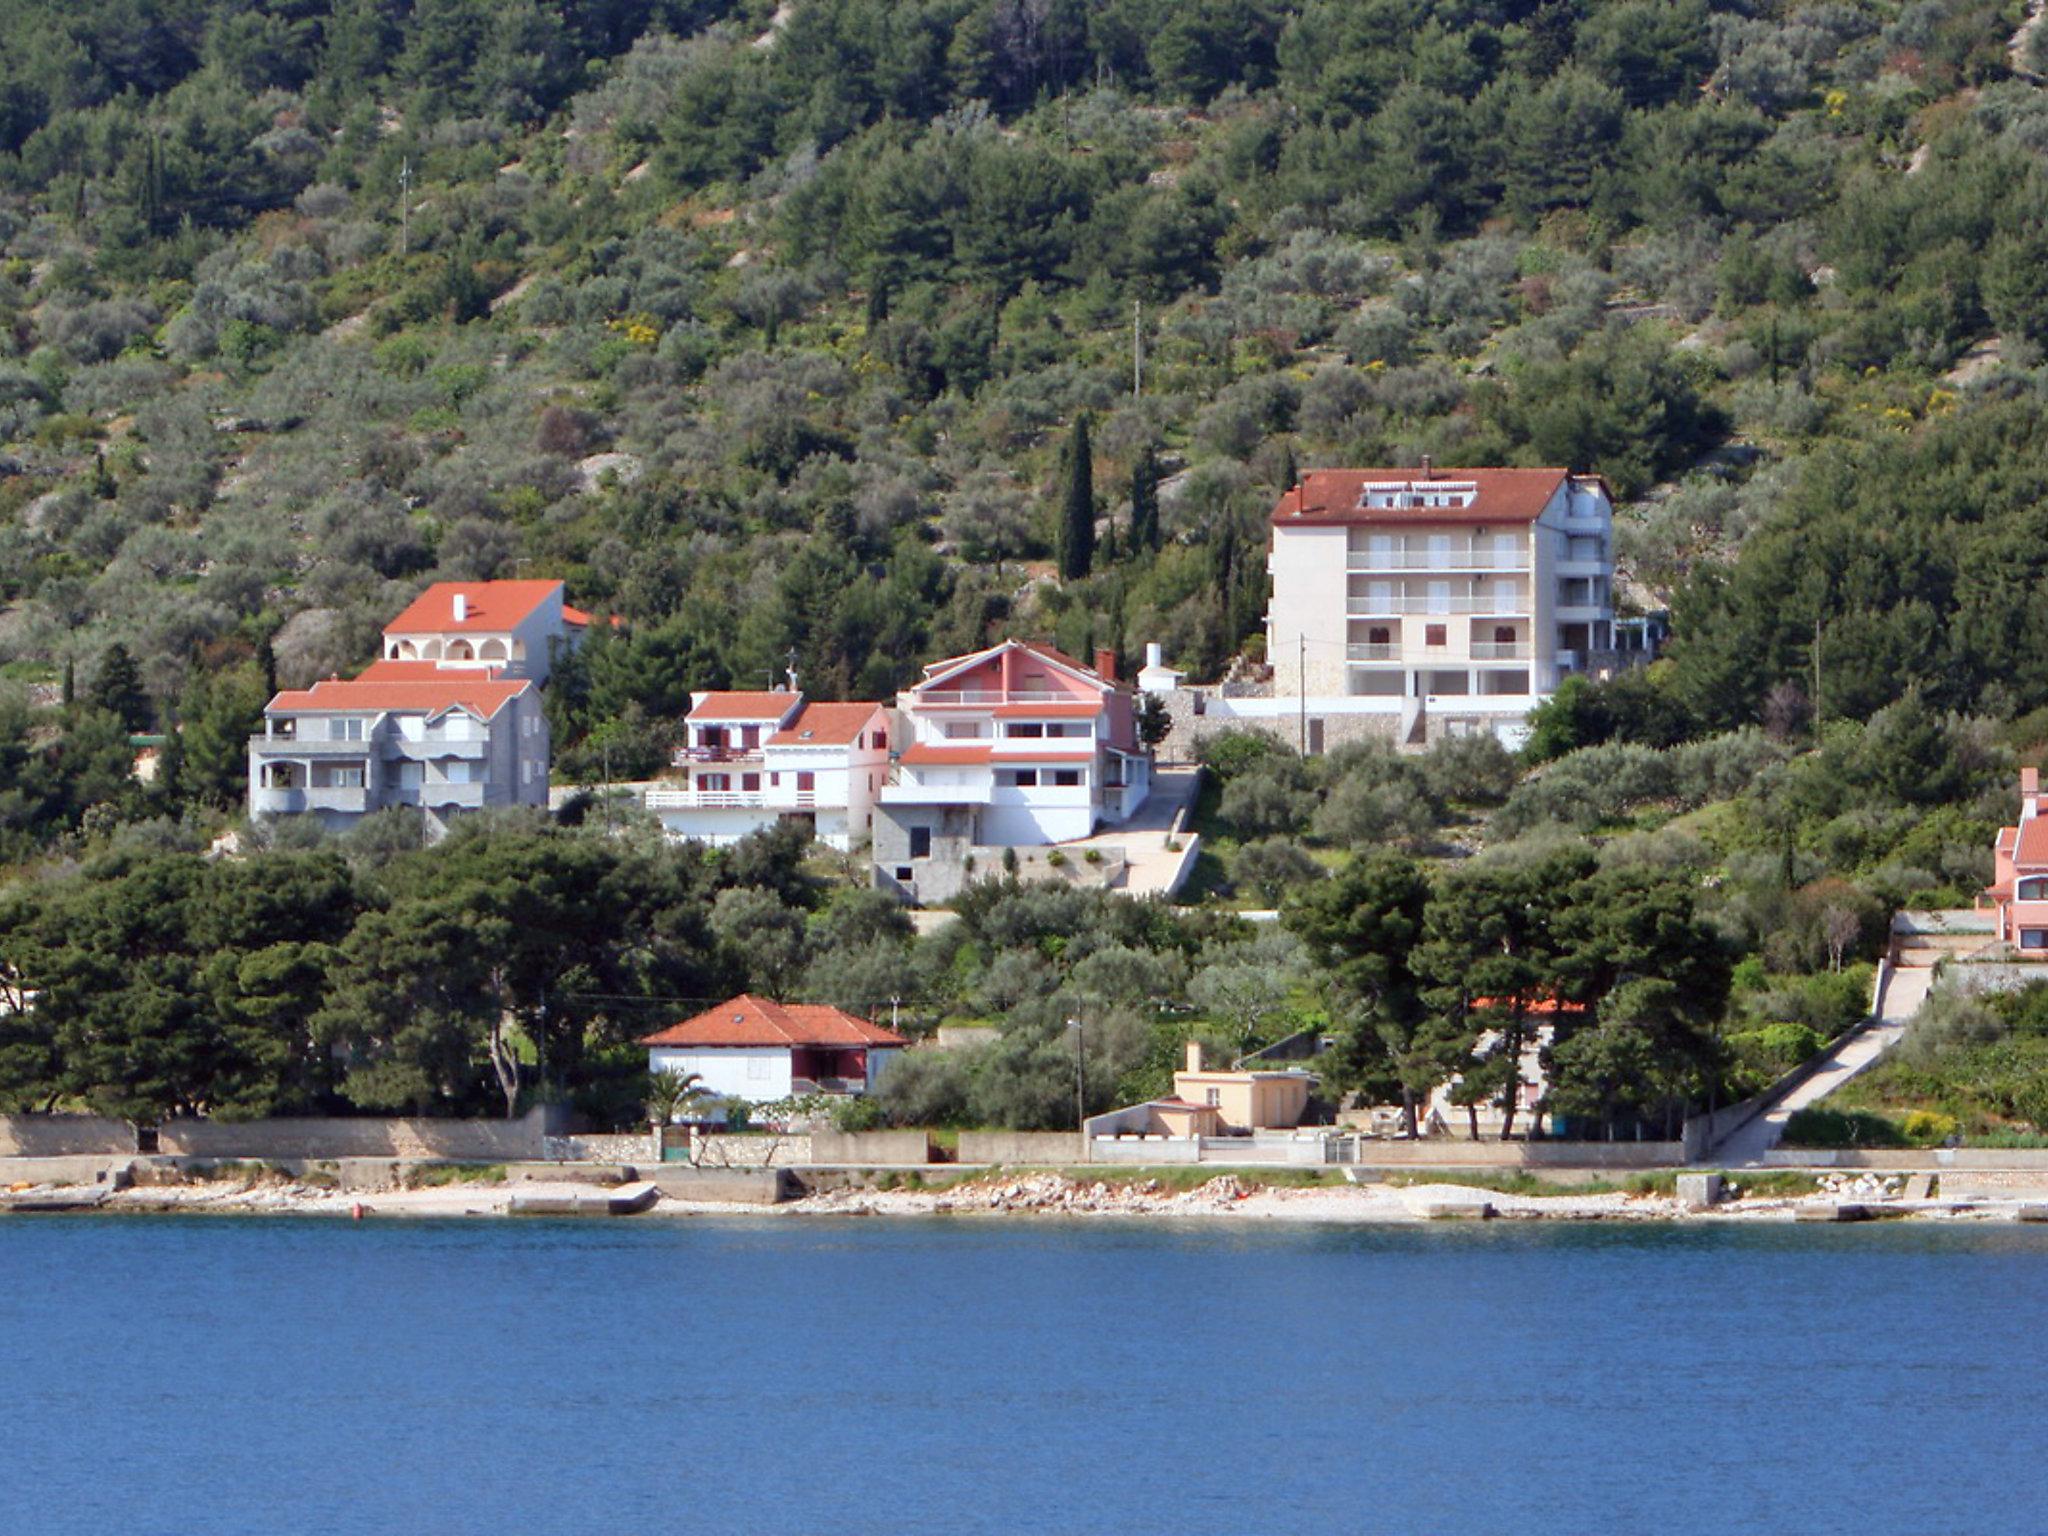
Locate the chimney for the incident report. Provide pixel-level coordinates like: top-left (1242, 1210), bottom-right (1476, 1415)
top-left (1184, 1041), bottom-right (1203, 1074)
top-left (451, 591), bottom-right (468, 622)
top-left (1145, 642), bottom-right (1163, 669)
top-left (2026, 767), bottom-right (2041, 821)
top-left (1420, 454), bottom-right (1434, 480)
top-left (1095, 647), bottom-right (1118, 683)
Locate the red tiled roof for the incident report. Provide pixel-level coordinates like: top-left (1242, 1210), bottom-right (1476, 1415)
top-left (560, 604), bottom-right (623, 630)
top-left (768, 700), bottom-right (883, 747)
top-left (267, 675), bottom-right (530, 719)
top-left (2016, 818), bottom-right (2048, 866)
top-left (994, 702), bottom-right (1101, 718)
top-left (357, 659), bottom-right (507, 681)
top-left (1271, 467), bottom-right (1570, 527)
top-left (640, 994), bottom-right (909, 1049)
top-left (687, 691), bottom-right (803, 723)
top-left (918, 638), bottom-right (1111, 691)
top-left (384, 580), bottom-right (564, 634)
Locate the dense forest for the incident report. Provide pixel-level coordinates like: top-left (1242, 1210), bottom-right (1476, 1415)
top-left (4, 0), bottom-right (2048, 1138)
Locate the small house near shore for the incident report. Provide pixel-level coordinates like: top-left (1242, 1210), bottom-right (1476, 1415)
top-left (640, 994), bottom-right (908, 1104)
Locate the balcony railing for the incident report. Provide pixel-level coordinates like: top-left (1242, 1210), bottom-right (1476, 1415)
top-left (645, 789), bottom-right (820, 811)
top-left (677, 745), bottom-right (763, 764)
top-left (250, 735), bottom-right (376, 757)
top-left (1469, 641), bottom-right (1530, 660)
top-left (1347, 548), bottom-right (1529, 572)
top-left (915, 689), bottom-right (1081, 706)
top-left (1348, 595), bottom-right (1529, 616)
top-left (1347, 643), bottom-right (1397, 661)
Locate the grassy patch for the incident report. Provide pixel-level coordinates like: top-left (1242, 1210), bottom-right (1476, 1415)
top-left (403, 1162), bottom-right (508, 1188)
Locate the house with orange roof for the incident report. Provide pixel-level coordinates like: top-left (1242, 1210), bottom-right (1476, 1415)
top-left (380, 579), bottom-right (593, 685)
top-left (1986, 769), bottom-right (2048, 951)
top-left (640, 993), bottom-right (909, 1103)
top-left (247, 669), bottom-right (549, 835)
top-left (642, 690), bottom-right (891, 850)
top-left (872, 638), bottom-right (1153, 902)
top-left (1260, 464), bottom-right (1647, 749)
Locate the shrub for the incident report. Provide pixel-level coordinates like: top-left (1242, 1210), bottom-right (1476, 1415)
top-left (1901, 1109), bottom-right (1958, 1144)
top-left (1780, 1107), bottom-right (1907, 1148)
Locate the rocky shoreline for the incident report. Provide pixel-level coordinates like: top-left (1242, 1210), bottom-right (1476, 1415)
top-left (4, 1168), bottom-right (2043, 1224)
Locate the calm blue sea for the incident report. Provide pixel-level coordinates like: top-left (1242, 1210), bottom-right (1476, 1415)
top-left (4, 1214), bottom-right (2044, 1534)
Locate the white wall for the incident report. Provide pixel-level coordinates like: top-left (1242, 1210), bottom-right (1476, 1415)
top-left (648, 1045), bottom-right (794, 1104)
top-left (1267, 524), bottom-right (1350, 697)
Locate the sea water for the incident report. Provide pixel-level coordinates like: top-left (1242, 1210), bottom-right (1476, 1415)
top-left (4, 1215), bottom-right (2043, 1534)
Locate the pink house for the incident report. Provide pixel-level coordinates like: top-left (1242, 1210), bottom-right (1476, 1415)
top-left (1989, 768), bottom-right (2048, 950)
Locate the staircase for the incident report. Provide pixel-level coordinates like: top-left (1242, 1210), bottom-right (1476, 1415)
top-left (1715, 962), bottom-right (1933, 1165)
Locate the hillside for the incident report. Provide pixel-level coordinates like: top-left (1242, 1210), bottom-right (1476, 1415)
top-left (2, 0), bottom-right (2046, 811)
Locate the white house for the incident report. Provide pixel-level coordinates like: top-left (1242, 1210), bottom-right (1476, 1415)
top-left (247, 666), bottom-right (549, 835)
top-left (874, 638), bottom-right (1150, 862)
top-left (640, 994), bottom-right (908, 1104)
top-left (1264, 465), bottom-right (1648, 746)
top-left (643, 692), bottom-right (891, 850)
top-left (380, 579), bottom-right (597, 685)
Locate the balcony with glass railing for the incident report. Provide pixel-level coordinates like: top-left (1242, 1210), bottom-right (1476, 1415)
top-left (1347, 590), bottom-right (1530, 616)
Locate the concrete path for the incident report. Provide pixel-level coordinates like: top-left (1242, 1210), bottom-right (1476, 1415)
top-left (1064, 767), bottom-right (1203, 897)
top-left (1718, 965), bottom-right (1933, 1165)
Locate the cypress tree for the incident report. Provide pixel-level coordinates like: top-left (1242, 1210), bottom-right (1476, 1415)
top-left (61, 658), bottom-right (75, 708)
top-left (1057, 414), bottom-right (1095, 580)
top-left (1277, 438), bottom-right (1298, 494)
top-left (1130, 444), bottom-right (1160, 553)
top-left (89, 644), bottom-right (148, 733)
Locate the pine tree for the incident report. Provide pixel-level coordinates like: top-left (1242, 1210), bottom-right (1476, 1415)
top-left (60, 658), bottom-right (75, 708)
top-left (89, 644), bottom-right (148, 733)
top-left (257, 633), bottom-right (278, 699)
top-left (1130, 444), bottom-right (1160, 553)
top-left (1057, 414), bottom-right (1095, 580)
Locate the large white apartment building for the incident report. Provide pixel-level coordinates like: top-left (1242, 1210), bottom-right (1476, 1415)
top-left (1265, 466), bottom-right (1620, 744)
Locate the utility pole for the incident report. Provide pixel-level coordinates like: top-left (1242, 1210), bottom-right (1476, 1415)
top-left (1298, 633), bottom-right (1307, 754)
top-left (1132, 300), bottom-right (1143, 397)
top-left (1069, 1015), bottom-right (1085, 1131)
top-left (398, 157), bottom-right (412, 257)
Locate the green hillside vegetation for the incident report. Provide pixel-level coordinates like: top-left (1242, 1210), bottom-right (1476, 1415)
top-left (0, 0), bottom-right (2045, 1133)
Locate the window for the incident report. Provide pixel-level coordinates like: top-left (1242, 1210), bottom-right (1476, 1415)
top-left (1005, 769), bottom-right (1039, 788)
top-left (746, 1055), bottom-right (768, 1080)
top-left (1425, 624), bottom-right (1446, 647)
top-left (1494, 626), bottom-right (1515, 644)
top-left (2024, 929), bottom-right (2048, 950)
top-left (1427, 580), bottom-right (1451, 614)
top-left (796, 771), bottom-right (814, 793)
top-left (742, 773), bottom-right (760, 791)
top-left (523, 715), bottom-right (536, 738)
top-left (522, 761), bottom-right (533, 784)
top-left (1052, 769), bottom-right (1081, 787)
top-left (2020, 877), bottom-right (2048, 901)
top-left (701, 773), bottom-right (730, 792)
top-left (1008, 722), bottom-right (1045, 738)
top-left (1204, 1089), bottom-right (1221, 1107)
top-left (941, 720), bottom-right (986, 739)
top-left (329, 717), bottom-right (364, 741)
top-left (909, 827), bottom-right (932, 859)
top-left (894, 866), bottom-right (915, 882)
top-left (1368, 627), bottom-right (1391, 646)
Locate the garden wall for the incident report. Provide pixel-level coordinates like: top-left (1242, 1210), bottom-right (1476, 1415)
top-left (958, 1131), bottom-right (1085, 1164)
top-left (0, 1114), bottom-right (133, 1156)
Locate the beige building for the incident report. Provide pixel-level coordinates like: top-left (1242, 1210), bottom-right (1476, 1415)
top-left (1170, 1042), bottom-right (1311, 1133)
top-left (1265, 465), bottom-right (1623, 746)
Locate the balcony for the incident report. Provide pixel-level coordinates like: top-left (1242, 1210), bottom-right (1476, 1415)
top-left (1469, 641), bottom-right (1530, 661)
top-left (915, 689), bottom-right (1077, 706)
top-left (1347, 643), bottom-right (1397, 661)
top-left (676, 744), bottom-right (763, 765)
top-left (392, 735), bottom-right (488, 762)
top-left (253, 784), bottom-right (370, 816)
top-left (250, 734), bottom-right (377, 758)
top-left (645, 789), bottom-right (821, 811)
top-left (879, 780), bottom-right (991, 806)
top-left (1347, 547), bottom-right (1529, 572)
top-left (790, 1076), bottom-right (868, 1095)
top-left (1348, 594), bottom-right (1529, 616)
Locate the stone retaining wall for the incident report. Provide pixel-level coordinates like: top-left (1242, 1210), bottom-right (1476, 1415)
top-left (958, 1131), bottom-right (1085, 1164)
top-left (808, 1129), bottom-right (932, 1164)
top-left (545, 1133), bottom-right (655, 1165)
top-left (158, 1109), bottom-right (555, 1161)
top-left (0, 1115), bottom-right (134, 1156)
